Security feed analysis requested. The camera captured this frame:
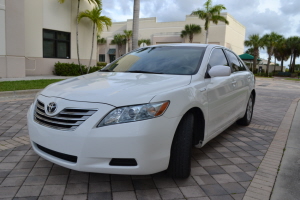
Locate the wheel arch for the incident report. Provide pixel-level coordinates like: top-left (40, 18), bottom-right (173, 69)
top-left (251, 89), bottom-right (256, 104)
top-left (186, 107), bottom-right (205, 147)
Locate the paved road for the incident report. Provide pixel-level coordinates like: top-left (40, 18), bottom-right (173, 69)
top-left (0, 79), bottom-right (299, 200)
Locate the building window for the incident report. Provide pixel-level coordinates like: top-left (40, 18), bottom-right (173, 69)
top-left (99, 54), bottom-right (105, 62)
top-left (43, 29), bottom-right (70, 59)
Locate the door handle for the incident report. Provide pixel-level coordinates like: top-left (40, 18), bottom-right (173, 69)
top-left (232, 80), bottom-right (237, 84)
top-left (200, 88), bottom-right (206, 92)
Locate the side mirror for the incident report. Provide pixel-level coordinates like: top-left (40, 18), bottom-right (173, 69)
top-left (208, 65), bottom-right (231, 78)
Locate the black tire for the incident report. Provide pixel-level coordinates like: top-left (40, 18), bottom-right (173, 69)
top-left (167, 112), bottom-right (194, 178)
top-left (237, 94), bottom-right (254, 126)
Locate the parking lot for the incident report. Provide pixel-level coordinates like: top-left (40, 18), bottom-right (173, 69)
top-left (0, 79), bottom-right (300, 200)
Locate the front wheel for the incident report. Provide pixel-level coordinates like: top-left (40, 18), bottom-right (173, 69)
top-left (237, 94), bottom-right (254, 126)
top-left (167, 112), bottom-right (194, 178)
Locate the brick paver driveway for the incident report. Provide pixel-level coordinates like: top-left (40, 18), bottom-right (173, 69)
top-left (0, 79), bottom-right (300, 200)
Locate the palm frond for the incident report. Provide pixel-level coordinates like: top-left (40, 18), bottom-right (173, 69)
top-left (211, 15), bottom-right (228, 25)
top-left (78, 7), bottom-right (112, 33)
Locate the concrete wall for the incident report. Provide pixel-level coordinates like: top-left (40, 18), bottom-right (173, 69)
top-left (224, 13), bottom-right (246, 55)
top-left (0, 0), bottom-right (26, 78)
top-left (0, 0), bottom-right (97, 78)
top-left (0, 0), bottom-right (5, 56)
top-left (25, 0), bottom-right (43, 58)
top-left (43, 0), bottom-right (71, 32)
top-left (25, 0), bottom-right (97, 76)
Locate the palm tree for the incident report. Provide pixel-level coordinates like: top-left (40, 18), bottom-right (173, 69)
top-left (132, 0), bottom-right (140, 50)
top-left (261, 32), bottom-right (283, 75)
top-left (138, 39), bottom-right (151, 46)
top-left (58, 0), bottom-right (100, 74)
top-left (78, 6), bottom-right (112, 73)
top-left (245, 48), bottom-right (257, 56)
top-left (111, 34), bottom-right (126, 57)
top-left (274, 38), bottom-right (290, 72)
top-left (244, 34), bottom-right (264, 71)
top-left (286, 36), bottom-right (300, 73)
top-left (180, 24), bottom-right (201, 43)
top-left (191, 0), bottom-right (228, 44)
top-left (123, 30), bottom-right (133, 53)
top-left (97, 35), bottom-right (107, 44)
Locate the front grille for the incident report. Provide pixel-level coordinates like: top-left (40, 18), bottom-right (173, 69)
top-left (36, 143), bottom-right (77, 163)
top-left (34, 100), bottom-right (97, 131)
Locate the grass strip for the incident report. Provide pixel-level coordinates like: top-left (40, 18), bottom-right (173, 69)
top-left (285, 78), bottom-right (300, 81)
top-left (0, 79), bottom-right (64, 92)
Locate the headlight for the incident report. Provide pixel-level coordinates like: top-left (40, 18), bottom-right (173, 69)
top-left (97, 101), bottom-right (169, 127)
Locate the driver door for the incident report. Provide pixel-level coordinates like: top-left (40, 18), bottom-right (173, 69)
top-left (204, 48), bottom-right (237, 140)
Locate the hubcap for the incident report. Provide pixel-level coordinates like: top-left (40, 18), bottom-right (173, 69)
top-left (247, 97), bottom-right (253, 121)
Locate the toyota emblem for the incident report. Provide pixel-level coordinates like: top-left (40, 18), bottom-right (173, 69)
top-left (47, 102), bottom-right (57, 114)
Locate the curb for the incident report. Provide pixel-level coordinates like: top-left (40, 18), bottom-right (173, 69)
top-left (0, 89), bottom-right (41, 98)
top-left (243, 97), bottom-right (300, 200)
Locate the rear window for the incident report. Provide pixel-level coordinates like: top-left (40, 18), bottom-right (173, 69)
top-left (101, 46), bottom-right (206, 75)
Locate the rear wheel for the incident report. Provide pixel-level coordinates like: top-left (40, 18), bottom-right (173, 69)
top-left (167, 112), bottom-right (194, 178)
top-left (237, 94), bottom-right (254, 126)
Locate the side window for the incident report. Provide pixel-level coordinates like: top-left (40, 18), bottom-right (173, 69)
top-left (207, 48), bottom-right (229, 70)
top-left (226, 50), bottom-right (246, 72)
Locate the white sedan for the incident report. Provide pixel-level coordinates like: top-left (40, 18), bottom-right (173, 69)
top-left (27, 44), bottom-right (255, 178)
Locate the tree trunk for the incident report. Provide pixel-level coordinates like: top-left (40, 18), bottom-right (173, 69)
top-left (205, 28), bottom-right (209, 44)
top-left (189, 34), bottom-right (193, 43)
top-left (127, 39), bottom-right (130, 53)
top-left (253, 48), bottom-right (258, 73)
top-left (87, 23), bottom-right (95, 74)
top-left (76, 0), bottom-right (83, 74)
top-left (289, 54), bottom-right (293, 72)
top-left (266, 47), bottom-right (274, 75)
top-left (281, 59), bottom-right (284, 72)
top-left (132, 0), bottom-right (140, 50)
top-left (266, 54), bottom-right (271, 75)
top-left (292, 53), bottom-right (296, 73)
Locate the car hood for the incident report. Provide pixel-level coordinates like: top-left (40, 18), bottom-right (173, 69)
top-left (41, 72), bottom-right (191, 107)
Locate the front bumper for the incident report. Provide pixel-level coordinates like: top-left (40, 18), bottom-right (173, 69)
top-left (27, 96), bottom-right (180, 175)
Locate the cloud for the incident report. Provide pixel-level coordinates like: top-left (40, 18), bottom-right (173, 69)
top-left (280, 0), bottom-right (300, 15)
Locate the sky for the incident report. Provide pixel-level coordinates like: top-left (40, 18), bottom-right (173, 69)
top-left (102, 0), bottom-right (300, 65)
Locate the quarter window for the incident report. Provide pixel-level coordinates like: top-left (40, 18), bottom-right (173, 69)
top-left (208, 48), bottom-right (229, 70)
top-left (226, 50), bottom-right (246, 72)
top-left (43, 29), bottom-right (70, 59)
top-left (208, 49), bottom-right (228, 69)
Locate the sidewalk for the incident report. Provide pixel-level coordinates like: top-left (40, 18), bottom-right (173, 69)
top-left (271, 99), bottom-right (300, 200)
top-left (243, 97), bottom-right (300, 200)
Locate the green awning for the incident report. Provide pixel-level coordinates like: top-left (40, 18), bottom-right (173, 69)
top-left (107, 49), bottom-right (116, 54)
top-left (239, 53), bottom-right (254, 60)
top-left (239, 53), bottom-right (261, 61)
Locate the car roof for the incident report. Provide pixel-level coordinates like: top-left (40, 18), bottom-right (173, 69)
top-left (146, 43), bottom-right (223, 48)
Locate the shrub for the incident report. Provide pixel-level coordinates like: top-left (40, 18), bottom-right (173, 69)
top-left (97, 62), bottom-right (107, 66)
top-left (54, 62), bottom-right (103, 76)
top-left (277, 72), bottom-right (291, 77)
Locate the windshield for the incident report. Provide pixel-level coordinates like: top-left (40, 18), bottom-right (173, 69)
top-left (101, 46), bottom-right (205, 75)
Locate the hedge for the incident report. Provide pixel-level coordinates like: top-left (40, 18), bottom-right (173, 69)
top-left (53, 62), bottom-right (105, 76)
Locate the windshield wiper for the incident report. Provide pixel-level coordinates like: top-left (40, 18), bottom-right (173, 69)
top-left (126, 70), bottom-right (164, 74)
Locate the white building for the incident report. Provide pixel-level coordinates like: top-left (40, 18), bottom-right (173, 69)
top-left (0, 0), bottom-right (97, 78)
top-left (98, 13), bottom-right (246, 63)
